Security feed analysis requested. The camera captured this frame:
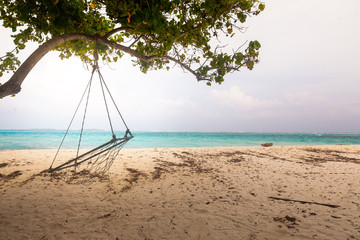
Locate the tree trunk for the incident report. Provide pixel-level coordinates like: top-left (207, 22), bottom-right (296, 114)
top-left (0, 31), bottom-right (155, 99)
top-left (0, 33), bottom-right (100, 98)
top-left (0, 31), bottom-right (181, 99)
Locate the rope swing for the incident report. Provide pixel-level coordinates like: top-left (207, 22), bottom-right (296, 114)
top-left (49, 45), bottom-right (133, 175)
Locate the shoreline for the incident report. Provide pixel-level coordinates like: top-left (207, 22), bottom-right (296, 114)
top-left (1, 145), bottom-right (360, 239)
top-left (0, 142), bottom-right (359, 151)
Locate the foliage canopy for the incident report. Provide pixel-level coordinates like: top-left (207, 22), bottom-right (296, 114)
top-left (0, 0), bottom-right (264, 97)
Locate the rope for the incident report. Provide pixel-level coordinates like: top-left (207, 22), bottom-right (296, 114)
top-left (97, 67), bottom-right (115, 138)
top-left (50, 74), bottom-right (93, 169)
top-left (97, 69), bottom-right (130, 131)
top-left (92, 43), bottom-right (130, 134)
top-left (50, 45), bottom-right (133, 173)
top-left (76, 65), bottom-right (96, 158)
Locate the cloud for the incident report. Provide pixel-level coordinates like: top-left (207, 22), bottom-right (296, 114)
top-left (211, 86), bottom-right (280, 111)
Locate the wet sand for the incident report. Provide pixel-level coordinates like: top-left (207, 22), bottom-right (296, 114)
top-left (0, 145), bottom-right (359, 239)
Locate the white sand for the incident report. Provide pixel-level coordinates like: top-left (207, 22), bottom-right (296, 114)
top-left (0, 145), bottom-right (359, 239)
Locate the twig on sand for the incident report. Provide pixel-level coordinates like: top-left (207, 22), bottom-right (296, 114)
top-left (269, 196), bottom-right (340, 208)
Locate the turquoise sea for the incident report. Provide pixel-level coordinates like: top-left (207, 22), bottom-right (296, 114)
top-left (0, 130), bottom-right (359, 150)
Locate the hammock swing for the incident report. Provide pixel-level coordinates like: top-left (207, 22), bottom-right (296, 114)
top-left (49, 47), bottom-right (133, 175)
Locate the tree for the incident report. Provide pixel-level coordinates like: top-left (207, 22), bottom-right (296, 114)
top-left (0, 0), bottom-right (265, 98)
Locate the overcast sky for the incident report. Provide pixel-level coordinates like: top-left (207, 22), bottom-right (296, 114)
top-left (1, 0), bottom-right (360, 133)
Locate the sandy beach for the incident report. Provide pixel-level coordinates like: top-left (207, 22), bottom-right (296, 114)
top-left (0, 145), bottom-right (359, 240)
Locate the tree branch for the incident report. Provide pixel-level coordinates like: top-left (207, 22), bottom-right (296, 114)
top-left (0, 33), bottom-right (93, 98)
top-left (164, 55), bottom-right (206, 81)
top-left (0, 30), bottom-right (209, 99)
top-left (98, 37), bottom-right (157, 62)
top-left (0, 32), bottom-right (161, 98)
top-left (104, 27), bottom-right (133, 38)
top-left (269, 197), bottom-right (341, 208)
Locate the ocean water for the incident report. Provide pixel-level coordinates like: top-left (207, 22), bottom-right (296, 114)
top-left (0, 130), bottom-right (360, 150)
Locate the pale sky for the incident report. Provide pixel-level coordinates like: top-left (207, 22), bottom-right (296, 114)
top-left (1, 0), bottom-right (360, 133)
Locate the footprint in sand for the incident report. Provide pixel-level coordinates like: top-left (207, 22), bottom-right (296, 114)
top-left (0, 163), bottom-right (9, 168)
top-left (0, 170), bottom-right (22, 181)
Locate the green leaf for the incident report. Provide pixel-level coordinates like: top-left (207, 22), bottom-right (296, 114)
top-left (259, 3), bottom-right (265, 11)
top-left (246, 61), bottom-right (254, 70)
top-left (237, 12), bottom-right (247, 23)
top-left (0, 0), bottom-right (264, 90)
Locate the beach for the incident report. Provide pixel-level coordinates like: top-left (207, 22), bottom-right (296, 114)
top-left (0, 145), bottom-right (359, 240)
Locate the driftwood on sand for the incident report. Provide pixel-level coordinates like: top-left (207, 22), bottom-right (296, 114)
top-left (269, 196), bottom-right (340, 208)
